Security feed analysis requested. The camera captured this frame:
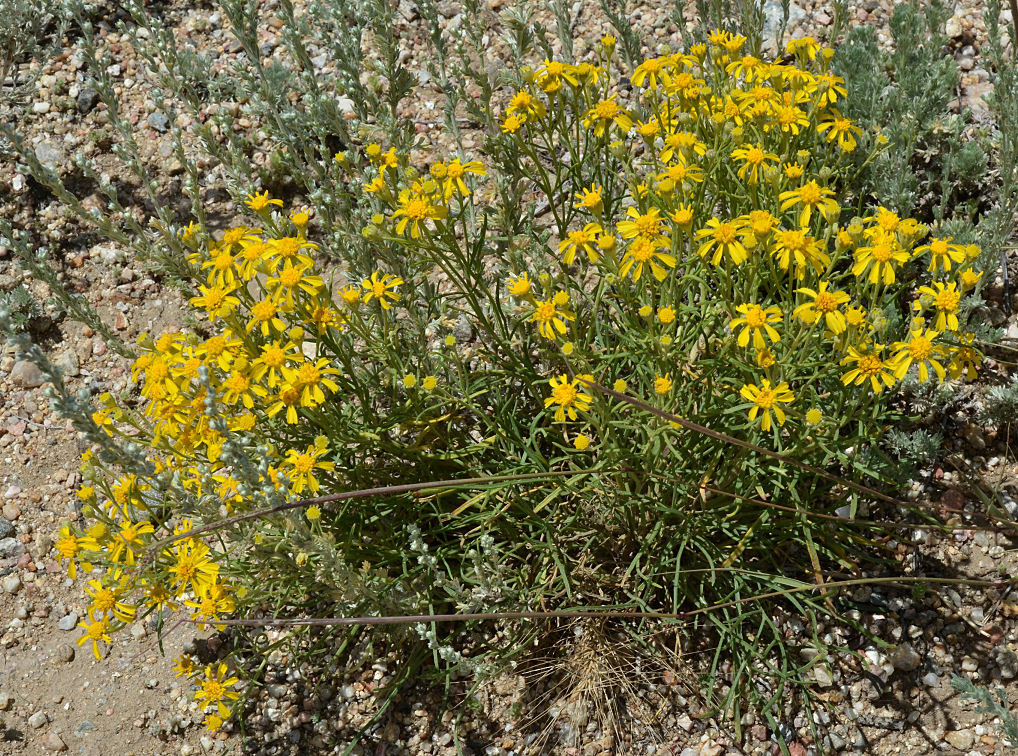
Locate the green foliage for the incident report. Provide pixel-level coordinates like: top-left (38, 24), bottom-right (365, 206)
top-left (952, 675), bottom-right (1018, 748)
top-left (0, 0), bottom-right (69, 109)
top-left (0, 284), bottom-right (43, 334)
top-left (980, 376), bottom-right (1018, 426)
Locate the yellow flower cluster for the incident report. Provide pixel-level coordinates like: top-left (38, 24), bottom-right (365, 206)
top-left (493, 31), bottom-right (982, 433)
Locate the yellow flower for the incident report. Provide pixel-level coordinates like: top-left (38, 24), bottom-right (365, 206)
top-left (173, 654), bottom-right (197, 679)
top-left (361, 271), bottom-right (404, 309)
top-left (266, 261), bottom-right (324, 306)
top-left (536, 59), bottom-right (579, 92)
top-left (184, 580), bottom-right (236, 632)
top-left (306, 505), bottom-right (321, 520)
top-left (392, 189), bottom-right (447, 238)
top-left (573, 434), bottom-right (591, 450)
top-left (195, 663), bottom-right (241, 719)
top-left (948, 333), bottom-right (981, 380)
top-left (507, 90), bottom-right (545, 119)
top-left (792, 282), bottom-right (851, 333)
top-left (654, 373), bottom-right (673, 394)
top-left (654, 161), bottom-right (704, 194)
top-left (507, 272), bottom-right (532, 297)
top-left (574, 184), bottom-right (603, 216)
top-left (740, 379), bottom-right (794, 432)
top-left (817, 108), bottom-right (862, 152)
top-left (657, 306), bottom-right (676, 324)
top-left (617, 206), bottom-right (665, 239)
top-left (77, 610), bottom-right (112, 660)
top-left (779, 181), bottom-right (839, 227)
top-left (436, 158), bottom-right (485, 200)
top-left (660, 130), bottom-right (706, 163)
top-left (245, 191), bottom-right (283, 212)
top-left (286, 357), bottom-right (342, 405)
top-left (284, 438), bottom-right (335, 494)
top-left (559, 222), bottom-right (604, 265)
top-left (545, 374), bottom-right (592, 422)
top-left (166, 538), bottom-right (220, 596)
top-left (852, 234), bottom-right (910, 285)
top-left (619, 236), bottom-right (677, 282)
top-left (403, 374), bottom-right (417, 388)
top-left (422, 375), bottom-right (437, 391)
top-left (669, 203), bottom-right (695, 232)
top-left (696, 217), bottom-right (750, 266)
top-left (190, 282), bottom-right (241, 321)
top-left (915, 236), bottom-right (967, 273)
top-left (959, 268), bottom-right (983, 290)
top-left (266, 383), bottom-right (303, 424)
top-left (805, 408), bottom-right (823, 426)
top-left (840, 344), bottom-right (899, 393)
top-left (583, 96), bottom-right (633, 138)
top-left (890, 328), bottom-right (947, 382)
top-left (613, 378), bottom-right (627, 393)
top-left (771, 104), bottom-right (809, 135)
top-left (531, 294), bottom-right (575, 340)
top-left (746, 210), bottom-right (778, 239)
top-left (631, 56), bottom-right (673, 89)
top-left (731, 143), bottom-right (778, 183)
top-left (247, 298), bottom-right (287, 336)
top-left (730, 303), bottom-right (783, 349)
top-left (914, 281), bottom-right (962, 331)
top-left (55, 524), bottom-right (82, 579)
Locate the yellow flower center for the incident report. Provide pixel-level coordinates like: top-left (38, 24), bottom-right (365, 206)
top-left (203, 288), bottom-right (225, 308)
top-left (251, 299), bottom-right (278, 322)
top-left (777, 106), bottom-right (799, 125)
top-left (292, 454), bottom-right (315, 475)
top-left (778, 230), bottom-right (808, 252)
top-left (203, 680), bottom-right (226, 702)
top-left (404, 198), bottom-right (429, 220)
top-left (263, 346), bottom-right (286, 367)
top-left (871, 243), bottom-right (893, 263)
top-left (634, 213), bottom-right (660, 235)
top-left (57, 536), bottom-right (78, 559)
top-left (857, 355), bottom-right (884, 376)
top-left (814, 292), bottom-right (838, 312)
top-left (714, 223), bottom-right (737, 244)
top-left (552, 382), bottom-right (577, 406)
top-left (568, 229), bottom-right (591, 245)
top-left (630, 238), bottom-right (655, 262)
top-left (447, 163), bottom-right (464, 179)
top-left (594, 100), bottom-right (619, 119)
top-left (545, 61), bottom-right (565, 76)
top-left (908, 337), bottom-right (932, 360)
top-left (226, 373), bottom-right (250, 393)
top-left (754, 388), bottom-right (776, 409)
top-left (745, 306), bottom-right (768, 328)
top-left (834, 117), bottom-right (851, 132)
top-left (278, 267), bottom-right (303, 287)
top-left (643, 59), bottom-right (661, 73)
top-left (275, 238), bottom-right (300, 258)
top-left (297, 363), bottom-right (321, 385)
top-left (935, 289), bottom-right (960, 311)
top-left (87, 621), bottom-right (106, 640)
top-left (930, 239), bottom-right (948, 255)
top-left (745, 147), bottom-right (765, 165)
top-left (799, 183), bottom-right (822, 205)
top-left (212, 253), bottom-right (233, 271)
top-left (535, 302), bottom-right (557, 322)
top-left (93, 587), bottom-right (116, 613)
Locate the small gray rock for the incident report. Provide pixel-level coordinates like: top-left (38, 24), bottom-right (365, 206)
top-left (57, 612), bottom-right (78, 632)
top-left (888, 643), bottom-right (921, 672)
top-left (54, 644), bottom-right (75, 663)
top-left (0, 517), bottom-right (13, 538)
top-left (0, 691), bottom-right (11, 710)
top-left (53, 351), bottom-right (79, 378)
top-left (10, 360), bottom-right (46, 388)
top-left (76, 87), bottom-right (100, 114)
top-left (2, 575), bottom-right (22, 594)
top-left (147, 112), bottom-right (170, 132)
top-left (28, 711), bottom-right (49, 728)
top-left (34, 141), bottom-right (64, 168)
top-left (0, 537), bottom-right (22, 558)
top-left (993, 647), bottom-right (1017, 679)
top-left (74, 719), bottom-right (97, 737)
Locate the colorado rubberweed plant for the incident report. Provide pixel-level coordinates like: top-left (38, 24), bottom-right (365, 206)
top-left (10, 14), bottom-right (998, 750)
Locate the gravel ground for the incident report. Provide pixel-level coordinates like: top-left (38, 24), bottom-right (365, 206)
top-left (1, 0), bottom-right (1017, 753)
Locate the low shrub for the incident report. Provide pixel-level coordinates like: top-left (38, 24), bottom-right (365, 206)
top-left (23, 30), bottom-right (992, 738)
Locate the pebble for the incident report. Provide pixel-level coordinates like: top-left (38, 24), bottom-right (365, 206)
top-left (57, 612), bottom-right (78, 631)
top-left (0, 692), bottom-right (11, 710)
top-left (34, 141), bottom-right (65, 168)
top-left (32, 101), bottom-right (51, 114)
top-left (147, 112), bottom-right (170, 132)
top-left (0, 516), bottom-right (14, 537)
top-left (54, 644), bottom-right (75, 663)
top-left (2, 503), bottom-right (20, 520)
top-left (74, 719), bottom-right (97, 737)
top-left (0, 537), bottom-right (22, 557)
top-left (888, 643), bottom-right (921, 672)
top-left (41, 732), bottom-right (67, 751)
top-left (28, 710), bottom-right (49, 728)
top-left (945, 730), bottom-right (974, 750)
top-left (76, 87), bottom-right (100, 114)
top-left (10, 360), bottom-right (46, 388)
top-left (961, 656), bottom-right (979, 672)
top-left (3, 486), bottom-right (21, 500)
top-left (2, 574), bottom-right (22, 594)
